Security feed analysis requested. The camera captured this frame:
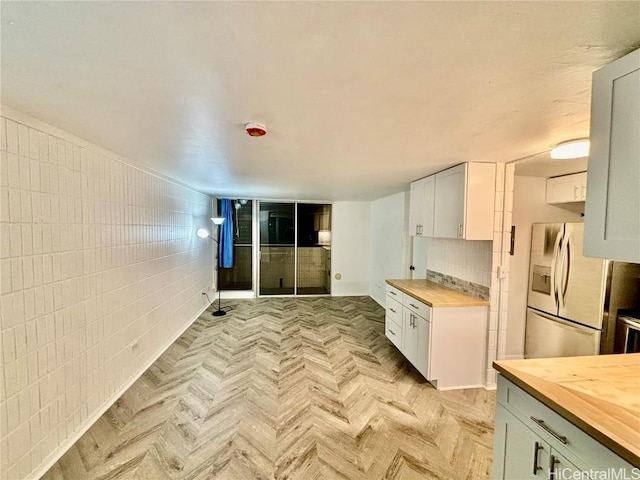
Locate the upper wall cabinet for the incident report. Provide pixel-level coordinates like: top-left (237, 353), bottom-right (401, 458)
top-left (584, 48), bottom-right (640, 262)
top-left (433, 163), bottom-right (496, 240)
top-left (546, 172), bottom-right (587, 204)
top-left (409, 175), bottom-right (435, 237)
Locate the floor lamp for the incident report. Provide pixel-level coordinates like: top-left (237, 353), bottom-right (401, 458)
top-left (197, 216), bottom-right (227, 317)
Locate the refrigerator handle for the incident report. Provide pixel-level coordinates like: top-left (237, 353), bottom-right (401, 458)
top-left (557, 230), bottom-right (571, 309)
top-left (561, 235), bottom-right (571, 305)
top-left (551, 230), bottom-right (563, 310)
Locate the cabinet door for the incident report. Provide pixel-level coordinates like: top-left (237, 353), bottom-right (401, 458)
top-left (434, 165), bottom-right (465, 239)
top-left (549, 449), bottom-right (592, 480)
top-left (493, 406), bottom-right (549, 480)
top-left (402, 309), bottom-right (418, 364)
top-left (413, 314), bottom-right (431, 379)
top-left (585, 48), bottom-right (640, 262)
top-left (546, 173), bottom-right (586, 204)
top-left (422, 175), bottom-right (435, 237)
top-left (409, 179), bottom-right (425, 237)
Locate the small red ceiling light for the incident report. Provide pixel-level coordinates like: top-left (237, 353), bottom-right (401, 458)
top-left (245, 122), bottom-right (266, 137)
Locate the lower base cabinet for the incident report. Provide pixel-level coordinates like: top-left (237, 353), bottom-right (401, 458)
top-left (385, 285), bottom-right (487, 390)
top-left (402, 308), bottom-right (430, 379)
top-left (494, 405), bottom-right (584, 479)
top-left (493, 376), bottom-right (634, 479)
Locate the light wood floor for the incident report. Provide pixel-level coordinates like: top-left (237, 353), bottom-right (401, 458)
top-left (43, 297), bottom-right (495, 480)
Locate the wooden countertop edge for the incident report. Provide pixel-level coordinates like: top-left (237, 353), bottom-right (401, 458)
top-left (493, 362), bottom-right (640, 467)
top-left (385, 280), bottom-right (489, 308)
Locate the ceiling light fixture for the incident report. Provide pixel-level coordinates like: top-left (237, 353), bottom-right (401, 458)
top-left (245, 122), bottom-right (266, 137)
top-left (550, 139), bottom-right (590, 160)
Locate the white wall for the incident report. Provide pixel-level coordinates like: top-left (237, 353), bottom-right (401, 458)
top-left (506, 175), bottom-right (583, 358)
top-left (331, 202), bottom-right (371, 296)
top-left (369, 192), bottom-right (409, 306)
top-left (0, 109), bottom-right (214, 479)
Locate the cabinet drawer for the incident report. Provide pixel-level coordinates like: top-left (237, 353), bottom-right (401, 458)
top-left (497, 376), bottom-right (633, 472)
top-left (386, 296), bottom-right (402, 324)
top-left (403, 295), bottom-right (430, 320)
top-left (385, 316), bottom-right (402, 350)
top-left (386, 284), bottom-right (402, 300)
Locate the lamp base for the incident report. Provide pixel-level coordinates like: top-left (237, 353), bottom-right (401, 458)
top-left (212, 310), bottom-right (226, 317)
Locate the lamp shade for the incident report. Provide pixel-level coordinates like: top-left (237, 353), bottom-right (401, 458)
top-left (211, 217), bottom-right (225, 225)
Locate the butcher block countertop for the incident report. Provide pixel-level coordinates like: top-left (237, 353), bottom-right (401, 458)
top-left (385, 279), bottom-right (489, 307)
top-left (494, 354), bottom-right (640, 467)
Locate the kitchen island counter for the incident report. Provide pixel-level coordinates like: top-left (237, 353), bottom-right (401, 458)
top-left (493, 353), bottom-right (640, 467)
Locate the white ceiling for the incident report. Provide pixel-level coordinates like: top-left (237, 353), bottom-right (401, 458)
top-left (2, 2), bottom-right (639, 201)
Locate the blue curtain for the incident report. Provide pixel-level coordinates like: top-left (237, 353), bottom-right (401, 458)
top-left (219, 199), bottom-right (234, 268)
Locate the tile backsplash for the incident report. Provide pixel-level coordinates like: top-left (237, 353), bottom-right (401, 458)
top-left (425, 237), bottom-right (492, 288)
top-left (0, 111), bottom-right (213, 479)
top-left (426, 270), bottom-right (490, 300)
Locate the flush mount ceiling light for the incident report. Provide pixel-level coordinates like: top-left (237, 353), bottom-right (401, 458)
top-left (550, 139), bottom-right (590, 159)
top-left (196, 228), bottom-right (210, 238)
top-left (245, 122), bottom-right (266, 137)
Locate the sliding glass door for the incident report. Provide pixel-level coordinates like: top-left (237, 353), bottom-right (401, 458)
top-left (259, 202), bottom-right (295, 295)
top-left (218, 200), bottom-right (253, 290)
top-left (258, 202), bottom-right (331, 296)
top-left (296, 204), bottom-right (331, 295)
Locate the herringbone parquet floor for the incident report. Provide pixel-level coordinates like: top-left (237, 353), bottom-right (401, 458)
top-left (42, 297), bottom-right (495, 480)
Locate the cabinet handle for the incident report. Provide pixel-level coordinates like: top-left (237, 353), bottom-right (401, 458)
top-left (388, 328), bottom-right (396, 336)
top-left (409, 303), bottom-right (419, 309)
top-left (532, 441), bottom-right (543, 475)
top-left (390, 291), bottom-right (397, 296)
top-left (389, 307), bottom-right (396, 313)
top-left (573, 185), bottom-right (579, 200)
top-left (548, 454), bottom-right (559, 480)
top-left (457, 223), bottom-right (463, 238)
top-left (530, 417), bottom-right (568, 444)
top-left (581, 185), bottom-right (586, 200)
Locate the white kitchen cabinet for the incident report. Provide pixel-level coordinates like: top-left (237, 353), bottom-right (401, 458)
top-left (409, 175), bottom-right (435, 237)
top-left (385, 284), bottom-right (486, 390)
top-left (433, 162), bottom-right (496, 240)
top-left (546, 172), bottom-right (587, 204)
top-left (401, 306), bottom-right (431, 379)
top-left (493, 376), bottom-right (633, 480)
top-left (585, 48), bottom-right (640, 262)
top-left (494, 405), bottom-right (586, 480)
top-left (385, 294), bottom-right (403, 351)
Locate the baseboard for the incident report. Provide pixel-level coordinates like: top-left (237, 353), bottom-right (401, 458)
top-left (219, 290), bottom-right (255, 299)
top-left (484, 382), bottom-right (497, 391)
top-left (31, 301), bottom-right (210, 480)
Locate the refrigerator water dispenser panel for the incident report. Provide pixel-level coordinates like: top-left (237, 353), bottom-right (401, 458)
top-left (531, 265), bottom-right (552, 295)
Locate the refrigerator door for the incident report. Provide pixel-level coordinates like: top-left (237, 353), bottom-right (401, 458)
top-left (525, 308), bottom-right (600, 359)
top-left (557, 223), bottom-right (607, 329)
top-left (527, 223), bottom-right (563, 315)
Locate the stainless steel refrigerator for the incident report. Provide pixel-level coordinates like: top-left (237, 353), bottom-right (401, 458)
top-left (525, 223), bottom-right (640, 358)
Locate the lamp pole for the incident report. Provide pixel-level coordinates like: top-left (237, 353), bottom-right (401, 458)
top-left (211, 217), bottom-right (226, 317)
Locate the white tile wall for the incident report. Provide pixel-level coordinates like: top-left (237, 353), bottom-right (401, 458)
top-left (485, 163), bottom-right (514, 388)
top-left (0, 113), bottom-right (213, 479)
top-left (426, 238), bottom-right (492, 287)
